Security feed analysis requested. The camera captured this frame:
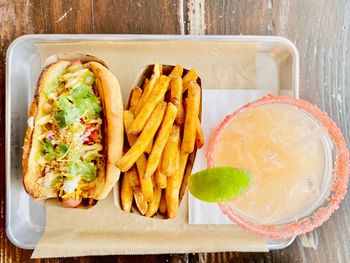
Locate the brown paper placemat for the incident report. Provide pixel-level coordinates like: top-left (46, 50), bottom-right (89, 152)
top-left (32, 192), bottom-right (267, 258)
top-left (32, 40), bottom-right (267, 258)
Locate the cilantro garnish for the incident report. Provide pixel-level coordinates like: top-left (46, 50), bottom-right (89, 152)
top-left (57, 144), bottom-right (70, 159)
top-left (81, 161), bottom-right (97, 181)
top-left (54, 77), bottom-right (102, 127)
top-left (68, 161), bottom-right (97, 181)
top-left (71, 83), bottom-right (91, 98)
top-left (40, 139), bottom-right (70, 161)
top-left (69, 162), bottom-right (80, 177)
top-left (40, 138), bottom-right (56, 161)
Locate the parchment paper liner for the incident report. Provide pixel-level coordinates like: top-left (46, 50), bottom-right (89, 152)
top-left (31, 40), bottom-right (269, 258)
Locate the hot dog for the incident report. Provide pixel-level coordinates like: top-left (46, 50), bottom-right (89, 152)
top-left (22, 54), bottom-right (123, 208)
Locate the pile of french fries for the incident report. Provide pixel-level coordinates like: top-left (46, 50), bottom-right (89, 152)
top-left (116, 63), bottom-right (204, 218)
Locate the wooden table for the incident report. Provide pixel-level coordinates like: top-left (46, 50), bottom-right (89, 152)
top-left (1, 0), bottom-right (349, 262)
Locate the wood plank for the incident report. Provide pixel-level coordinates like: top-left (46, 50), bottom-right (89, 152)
top-left (0, 1), bottom-right (183, 262)
top-left (202, 0), bottom-right (270, 35)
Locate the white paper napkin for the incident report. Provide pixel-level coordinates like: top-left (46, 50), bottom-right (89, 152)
top-left (189, 89), bottom-right (291, 224)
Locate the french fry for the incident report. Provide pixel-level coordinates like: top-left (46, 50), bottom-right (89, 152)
top-left (131, 151), bottom-right (153, 201)
top-left (165, 152), bottom-right (190, 218)
top-left (127, 166), bottom-right (140, 189)
top-left (134, 75), bottom-right (157, 116)
top-left (195, 117), bottom-right (204, 149)
top-left (161, 125), bottom-right (180, 176)
top-left (172, 99), bottom-right (185, 126)
top-left (123, 110), bottom-right (154, 201)
top-left (181, 81), bottom-right (201, 153)
top-left (179, 151), bottom-right (196, 201)
top-left (134, 187), bottom-right (148, 215)
top-left (144, 103), bottom-right (178, 178)
top-left (183, 92), bottom-right (203, 144)
top-left (155, 154), bottom-right (167, 188)
top-left (168, 64), bottom-right (183, 78)
top-left (158, 190), bottom-right (167, 214)
top-left (123, 110), bottom-right (138, 144)
top-left (166, 174), bottom-right (179, 219)
top-left (170, 77), bottom-right (183, 102)
top-left (145, 186), bottom-right (162, 217)
top-left (166, 148), bottom-right (181, 218)
top-left (130, 75), bottom-right (170, 134)
top-left (117, 101), bottom-right (167, 172)
top-left (137, 160), bottom-right (153, 201)
top-left (182, 69), bottom-right (198, 92)
top-left (155, 164), bottom-right (167, 189)
top-left (145, 139), bottom-right (153, 154)
top-left (178, 152), bottom-right (189, 187)
top-left (121, 170), bottom-right (133, 212)
top-left (138, 162), bottom-right (153, 201)
top-left (170, 78), bottom-right (185, 126)
top-left (133, 63), bottom-right (161, 117)
top-left (154, 62), bottom-right (162, 77)
top-left (129, 87), bottom-right (143, 114)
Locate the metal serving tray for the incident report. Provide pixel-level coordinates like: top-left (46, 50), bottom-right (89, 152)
top-left (6, 34), bottom-right (299, 250)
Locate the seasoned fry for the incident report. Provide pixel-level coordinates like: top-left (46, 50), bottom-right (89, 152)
top-left (170, 77), bottom-right (183, 102)
top-left (162, 125), bottom-right (180, 176)
top-left (117, 101), bottom-right (167, 172)
top-left (158, 190), bottom-right (167, 214)
top-left (121, 170), bottom-right (133, 212)
top-left (181, 81), bottom-right (201, 153)
top-left (129, 87), bottom-right (143, 114)
top-left (170, 78), bottom-right (185, 126)
top-left (134, 74), bottom-right (157, 116)
top-left (165, 145), bottom-right (183, 218)
top-left (166, 151), bottom-right (192, 218)
top-left (127, 166), bottom-right (140, 189)
top-left (123, 110), bottom-right (138, 144)
top-left (134, 187), bottom-right (148, 215)
top-left (168, 64), bottom-right (183, 78)
top-left (132, 152), bottom-right (153, 201)
top-left (133, 63), bottom-right (161, 117)
top-left (145, 139), bottom-right (153, 154)
top-left (155, 163), bottom-right (167, 189)
top-left (154, 62), bottom-right (162, 77)
top-left (139, 170), bottom-right (153, 201)
top-left (145, 186), bottom-right (162, 217)
top-left (182, 69), bottom-right (198, 92)
top-left (179, 151), bottom-right (196, 201)
top-left (195, 117), bottom-right (204, 149)
top-left (123, 110), bottom-right (153, 201)
top-left (166, 174), bottom-right (179, 219)
top-left (178, 152), bottom-right (189, 187)
top-left (172, 99), bottom-right (185, 126)
top-left (144, 103), bottom-right (178, 178)
top-left (130, 75), bottom-right (170, 134)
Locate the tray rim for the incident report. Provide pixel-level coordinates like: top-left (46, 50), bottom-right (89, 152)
top-left (5, 34), bottom-right (299, 250)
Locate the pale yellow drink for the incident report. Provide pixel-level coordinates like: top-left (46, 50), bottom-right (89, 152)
top-left (214, 104), bottom-right (332, 224)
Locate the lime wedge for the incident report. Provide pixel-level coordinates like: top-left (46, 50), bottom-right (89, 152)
top-left (188, 167), bottom-right (251, 203)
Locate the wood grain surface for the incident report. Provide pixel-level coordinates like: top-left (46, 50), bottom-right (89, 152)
top-left (1, 0), bottom-right (349, 262)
